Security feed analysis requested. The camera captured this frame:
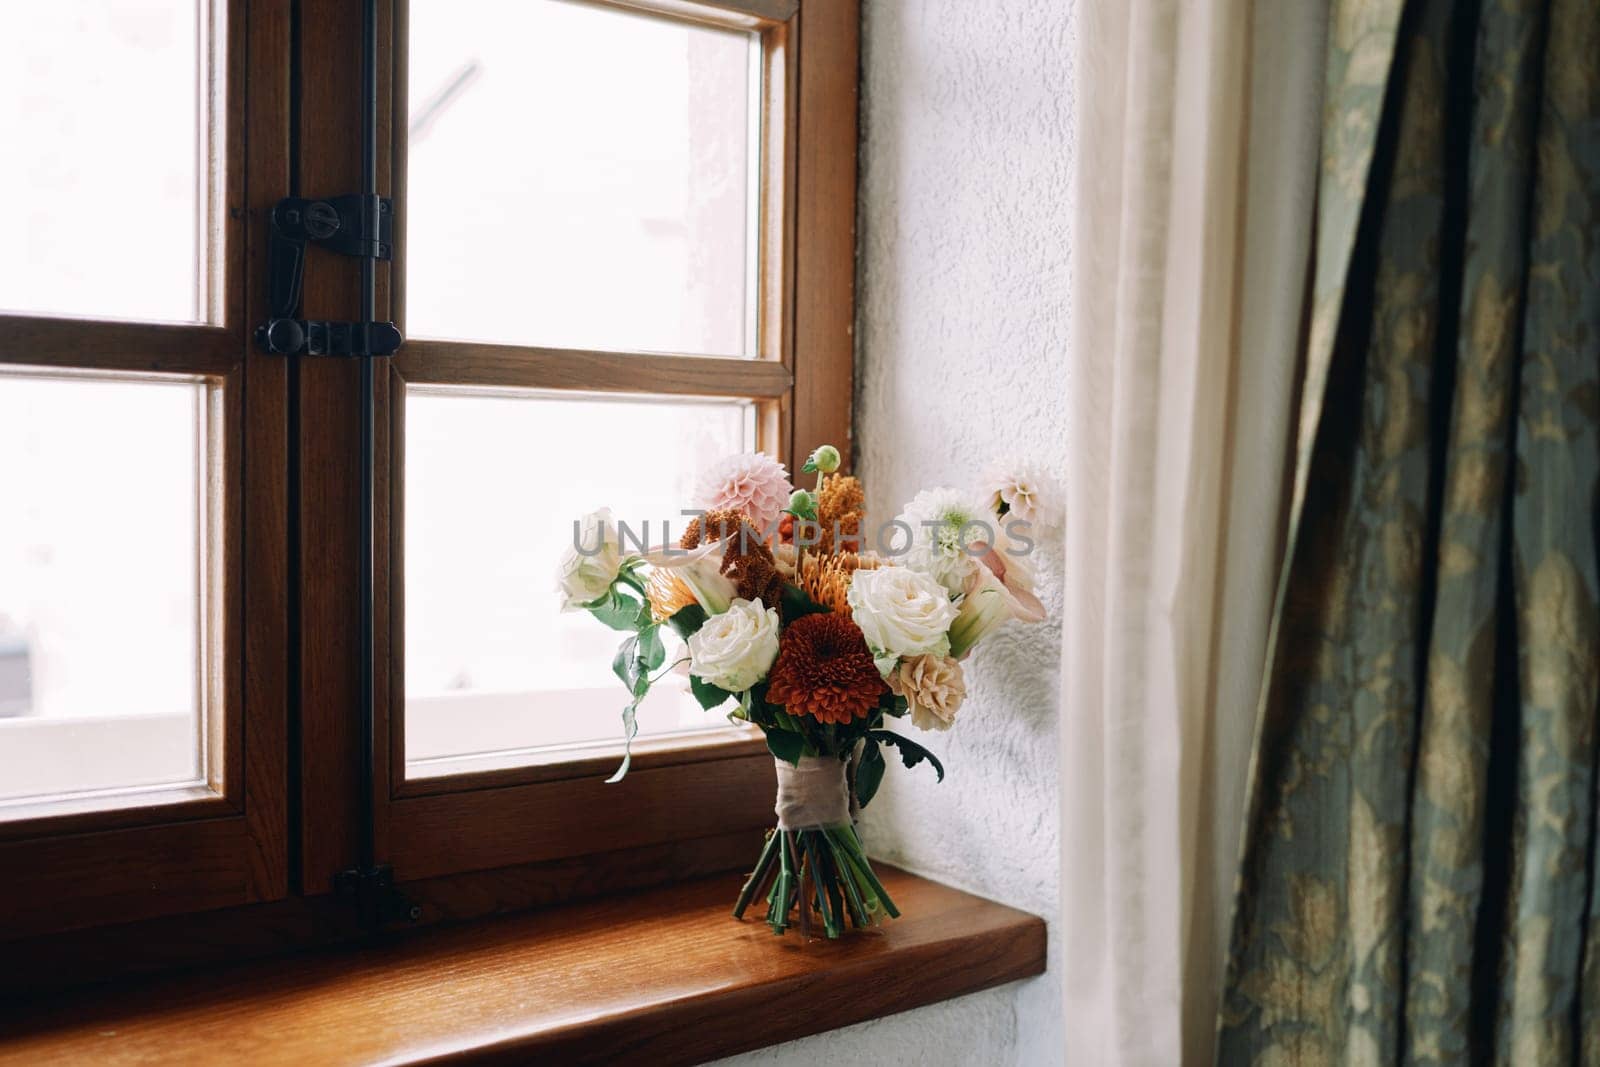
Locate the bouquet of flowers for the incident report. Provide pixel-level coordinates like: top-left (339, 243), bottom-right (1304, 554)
top-left (556, 445), bottom-right (1049, 938)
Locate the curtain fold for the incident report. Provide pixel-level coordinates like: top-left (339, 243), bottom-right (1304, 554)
top-left (1064, 1), bottom-right (1325, 1062)
top-left (1189, 1), bottom-right (1331, 1056)
top-left (1220, 0), bottom-right (1600, 1062)
top-left (1064, 1), bottom-right (1241, 1060)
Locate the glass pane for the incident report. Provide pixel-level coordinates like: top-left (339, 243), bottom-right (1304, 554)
top-left (405, 388), bottom-right (754, 777)
top-left (407, 0), bottom-right (758, 356)
top-left (0, 372), bottom-right (206, 809)
top-left (0, 1), bottom-right (210, 323)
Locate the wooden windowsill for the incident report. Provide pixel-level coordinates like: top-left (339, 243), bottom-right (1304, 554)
top-left (0, 866), bottom-right (1047, 1066)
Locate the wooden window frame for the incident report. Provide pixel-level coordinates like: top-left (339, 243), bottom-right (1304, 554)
top-left (0, 0), bottom-right (857, 990)
top-left (297, 0), bottom-right (860, 899)
top-left (0, 0), bottom-right (290, 940)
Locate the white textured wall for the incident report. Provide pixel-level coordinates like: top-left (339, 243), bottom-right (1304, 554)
top-left (718, 1), bottom-right (1075, 1063)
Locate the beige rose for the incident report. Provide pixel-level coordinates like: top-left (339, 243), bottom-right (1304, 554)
top-left (888, 654), bottom-right (967, 732)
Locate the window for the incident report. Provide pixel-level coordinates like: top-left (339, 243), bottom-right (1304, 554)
top-left (0, 0), bottom-right (219, 323)
top-left (1, 0), bottom-right (857, 982)
top-left (0, 0), bottom-right (289, 941)
top-left (402, 391), bottom-right (756, 779)
top-left (397, 0), bottom-right (772, 781)
top-left (405, 0), bottom-right (760, 356)
top-left (0, 375), bottom-right (208, 805)
top-left (346, 0), bottom-right (827, 890)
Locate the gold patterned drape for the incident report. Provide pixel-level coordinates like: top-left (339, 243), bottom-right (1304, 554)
top-left (1219, 0), bottom-right (1599, 1062)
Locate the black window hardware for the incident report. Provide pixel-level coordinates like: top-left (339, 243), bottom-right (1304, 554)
top-left (254, 193), bottom-right (403, 357)
top-left (334, 864), bottom-right (422, 927)
top-left (258, 317), bottom-right (403, 357)
top-left (290, 0), bottom-right (416, 932)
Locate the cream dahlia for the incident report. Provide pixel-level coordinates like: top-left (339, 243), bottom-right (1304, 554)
top-left (980, 459), bottom-right (1058, 527)
top-left (693, 452), bottom-right (793, 534)
top-left (895, 487), bottom-right (993, 595)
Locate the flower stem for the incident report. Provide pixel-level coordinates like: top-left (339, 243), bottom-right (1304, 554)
top-left (768, 830), bottom-right (793, 935)
top-left (823, 835), bottom-right (862, 926)
top-left (801, 832), bottom-right (840, 938)
top-left (733, 830), bottom-right (780, 919)
top-left (742, 823), bottom-right (899, 938)
top-left (827, 824), bottom-right (900, 918)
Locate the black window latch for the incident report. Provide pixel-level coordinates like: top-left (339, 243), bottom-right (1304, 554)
top-left (254, 194), bottom-right (403, 357)
top-left (334, 864), bottom-right (421, 928)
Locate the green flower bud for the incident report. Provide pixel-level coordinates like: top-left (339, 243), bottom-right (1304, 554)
top-left (787, 489), bottom-right (819, 523)
top-left (808, 444), bottom-right (842, 474)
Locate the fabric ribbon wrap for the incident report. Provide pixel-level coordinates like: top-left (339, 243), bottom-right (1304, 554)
top-left (773, 755), bottom-right (850, 830)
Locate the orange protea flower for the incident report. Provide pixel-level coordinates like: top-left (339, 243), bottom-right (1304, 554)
top-left (646, 569), bottom-right (698, 622)
top-left (681, 507), bottom-right (785, 605)
top-left (816, 475), bottom-right (866, 553)
top-left (766, 613), bottom-right (886, 726)
top-left (798, 551), bottom-right (880, 616)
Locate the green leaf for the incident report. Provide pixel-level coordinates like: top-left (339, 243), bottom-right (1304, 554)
top-left (604, 617), bottom-right (662, 782)
top-left (779, 581), bottom-right (830, 623)
top-left (765, 728), bottom-right (806, 767)
top-left (868, 729), bottom-right (945, 782)
top-left (638, 624), bottom-right (665, 672)
top-left (611, 632), bottom-right (653, 698)
top-left (690, 674), bottom-right (733, 711)
top-left (591, 587), bottom-right (650, 632)
top-left (604, 698), bottom-right (643, 783)
top-left (611, 634), bottom-right (640, 690)
top-left (615, 563), bottom-right (648, 597)
top-left (742, 683), bottom-right (778, 728)
top-left (665, 603), bottom-right (708, 639)
top-left (855, 741), bottom-right (887, 809)
top-left (801, 458), bottom-right (818, 474)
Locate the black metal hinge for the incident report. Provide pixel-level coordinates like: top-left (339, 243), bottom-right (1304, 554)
top-left (254, 194), bottom-right (403, 357)
top-left (334, 864), bottom-right (422, 928)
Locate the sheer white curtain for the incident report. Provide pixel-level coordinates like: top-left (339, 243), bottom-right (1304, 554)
top-left (1060, 0), bottom-right (1327, 1063)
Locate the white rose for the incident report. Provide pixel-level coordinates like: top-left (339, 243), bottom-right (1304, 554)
top-left (557, 507), bottom-right (627, 611)
top-left (846, 566), bottom-right (959, 669)
top-left (688, 598), bottom-right (780, 692)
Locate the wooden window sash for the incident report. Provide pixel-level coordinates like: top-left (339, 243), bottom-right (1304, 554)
top-left (0, 0), bottom-right (291, 940)
top-left (296, 0), bottom-right (858, 895)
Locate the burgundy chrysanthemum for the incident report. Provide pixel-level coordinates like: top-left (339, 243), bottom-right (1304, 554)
top-left (766, 613), bottom-right (886, 726)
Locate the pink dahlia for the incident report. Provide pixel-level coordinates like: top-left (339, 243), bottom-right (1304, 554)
top-left (693, 452), bottom-right (793, 535)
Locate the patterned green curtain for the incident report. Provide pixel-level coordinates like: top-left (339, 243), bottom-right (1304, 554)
top-left (1218, 0), bottom-right (1599, 1062)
